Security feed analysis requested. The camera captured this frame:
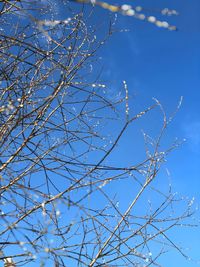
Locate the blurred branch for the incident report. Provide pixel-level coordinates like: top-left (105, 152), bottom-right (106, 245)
top-left (0, 1), bottom-right (196, 266)
top-left (71, 0), bottom-right (178, 30)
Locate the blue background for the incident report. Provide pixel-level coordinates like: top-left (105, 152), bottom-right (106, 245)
top-left (79, 1), bottom-right (200, 266)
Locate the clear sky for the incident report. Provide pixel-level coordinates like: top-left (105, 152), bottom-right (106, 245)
top-left (34, 0), bottom-right (200, 266)
top-left (1, 1), bottom-right (200, 266)
top-left (102, 1), bottom-right (200, 266)
top-left (99, 0), bottom-right (200, 195)
top-left (71, 1), bottom-right (200, 266)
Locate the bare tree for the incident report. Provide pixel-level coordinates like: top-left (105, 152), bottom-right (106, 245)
top-left (0, 1), bottom-right (196, 266)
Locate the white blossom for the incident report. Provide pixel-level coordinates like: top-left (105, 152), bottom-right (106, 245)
top-left (121, 4), bottom-right (132, 11)
top-left (126, 9), bottom-right (135, 16)
top-left (148, 16), bottom-right (156, 23)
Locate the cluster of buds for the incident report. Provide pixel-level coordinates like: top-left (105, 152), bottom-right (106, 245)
top-left (120, 4), bottom-right (177, 30)
top-left (73, 0), bottom-right (178, 30)
top-left (38, 17), bottom-right (71, 27)
top-left (161, 8), bottom-right (179, 16)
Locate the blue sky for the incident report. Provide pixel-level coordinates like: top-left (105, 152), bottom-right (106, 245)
top-left (1, 0), bottom-right (200, 266)
top-left (78, 1), bottom-right (200, 266)
top-left (100, 0), bottom-right (200, 183)
top-left (100, 0), bottom-right (200, 197)
top-left (32, 0), bottom-right (200, 265)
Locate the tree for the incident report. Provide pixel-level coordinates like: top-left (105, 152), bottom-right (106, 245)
top-left (0, 1), bottom-right (196, 266)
